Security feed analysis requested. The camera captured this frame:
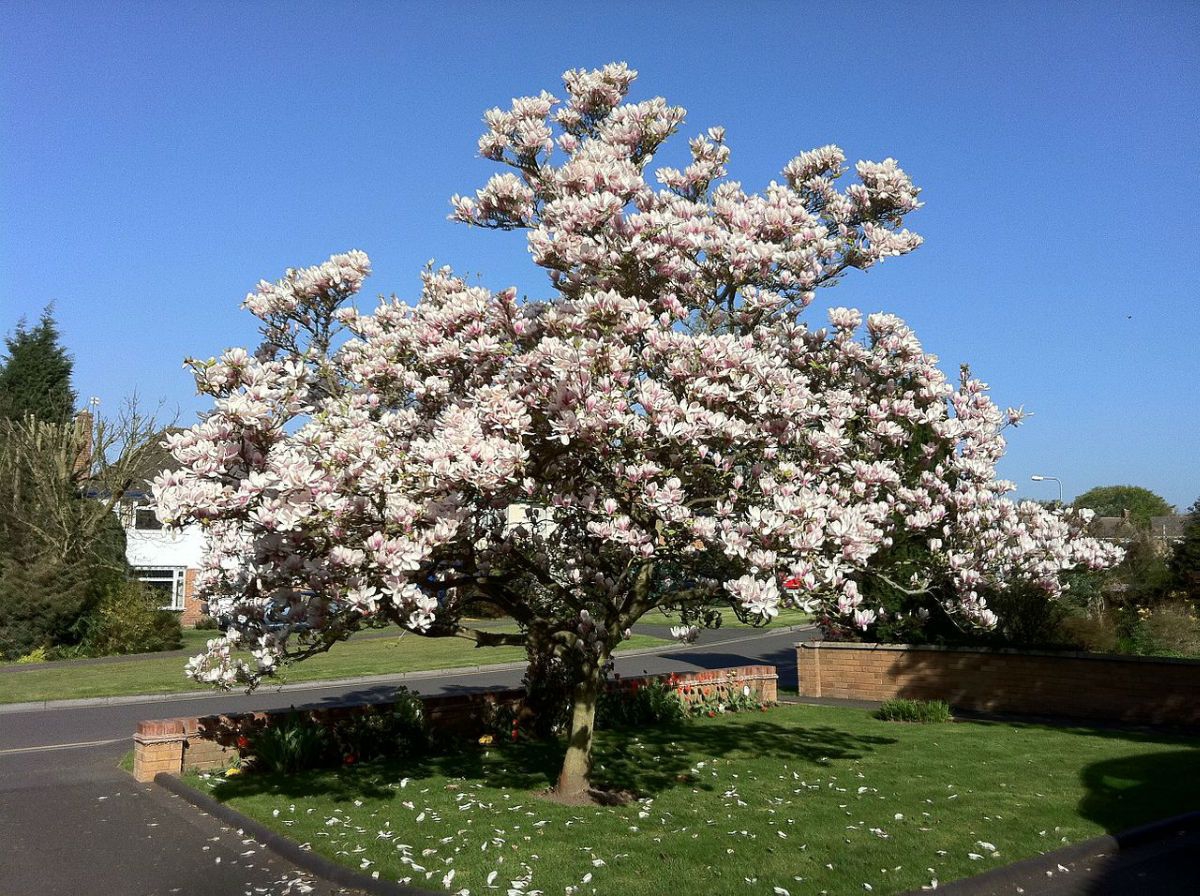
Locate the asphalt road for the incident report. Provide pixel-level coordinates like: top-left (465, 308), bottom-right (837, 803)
top-left (0, 626), bottom-right (810, 896)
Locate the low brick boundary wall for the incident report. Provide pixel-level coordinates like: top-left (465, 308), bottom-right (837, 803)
top-left (134, 665), bottom-right (777, 782)
top-left (797, 641), bottom-right (1200, 728)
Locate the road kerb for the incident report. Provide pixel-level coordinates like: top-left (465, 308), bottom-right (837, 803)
top-left (155, 772), bottom-right (442, 896)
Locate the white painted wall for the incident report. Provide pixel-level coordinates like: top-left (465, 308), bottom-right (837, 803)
top-left (125, 525), bottom-right (206, 568)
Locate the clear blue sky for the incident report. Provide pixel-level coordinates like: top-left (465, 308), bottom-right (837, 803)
top-left (3, 1), bottom-right (1197, 508)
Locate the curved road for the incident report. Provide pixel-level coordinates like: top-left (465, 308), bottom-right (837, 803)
top-left (0, 626), bottom-right (811, 896)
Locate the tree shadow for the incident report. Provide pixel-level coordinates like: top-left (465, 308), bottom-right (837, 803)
top-left (590, 717), bottom-right (893, 794)
top-left (208, 712), bottom-right (895, 806)
top-left (1078, 748), bottom-right (1200, 833)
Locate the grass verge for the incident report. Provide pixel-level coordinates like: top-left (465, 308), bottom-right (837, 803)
top-left (640, 607), bottom-right (813, 630)
top-left (0, 631), bottom-right (668, 705)
top-left (192, 703), bottom-right (1200, 895)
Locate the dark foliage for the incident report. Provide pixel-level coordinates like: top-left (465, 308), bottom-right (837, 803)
top-left (0, 511), bottom-right (128, 658)
top-left (1169, 498), bottom-right (1200, 600)
top-left (1074, 485), bottom-right (1173, 527)
top-left (80, 579), bottom-right (183, 656)
top-left (239, 691), bottom-right (430, 775)
top-left (0, 308), bottom-right (76, 424)
top-left (597, 678), bottom-right (688, 728)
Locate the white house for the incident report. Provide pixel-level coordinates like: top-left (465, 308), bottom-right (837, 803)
top-left (118, 493), bottom-right (208, 626)
top-left (112, 496), bottom-right (551, 627)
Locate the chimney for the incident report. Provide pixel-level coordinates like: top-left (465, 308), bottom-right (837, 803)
top-left (72, 409), bottom-right (93, 478)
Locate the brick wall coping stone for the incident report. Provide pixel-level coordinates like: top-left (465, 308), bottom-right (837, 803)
top-left (798, 640), bottom-right (1200, 666)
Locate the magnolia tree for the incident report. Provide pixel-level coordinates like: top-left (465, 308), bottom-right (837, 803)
top-left (156, 64), bottom-right (1119, 797)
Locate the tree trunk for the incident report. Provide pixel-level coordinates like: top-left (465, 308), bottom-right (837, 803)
top-left (554, 661), bottom-right (603, 797)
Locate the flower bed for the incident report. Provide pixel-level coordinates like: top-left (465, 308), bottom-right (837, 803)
top-left (133, 664), bottom-right (776, 781)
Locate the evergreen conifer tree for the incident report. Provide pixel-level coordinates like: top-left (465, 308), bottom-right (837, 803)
top-left (0, 307), bottom-right (77, 423)
top-left (0, 309), bottom-right (153, 657)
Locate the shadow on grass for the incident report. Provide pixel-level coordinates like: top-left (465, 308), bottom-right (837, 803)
top-left (209, 713), bottom-right (896, 805)
top-left (1078, 748), bottom-right (1200, 833)
top-left (592, 716), bottom-right (892, 793)
top-left (948, 713), bottom-right (1200, 749)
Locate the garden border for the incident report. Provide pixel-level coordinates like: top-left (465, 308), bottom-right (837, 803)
top-left (133, 665), bottom-right (778, 782)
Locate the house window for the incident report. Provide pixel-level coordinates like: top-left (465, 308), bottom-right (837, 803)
top-left (135, 567), bottom-right (186, 610)
top-left (134, 506), bottom-right (162, 530)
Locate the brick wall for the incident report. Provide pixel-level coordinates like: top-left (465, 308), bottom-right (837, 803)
top-left (179, 569), bottom-right (203, 627)
top-left (797, 641), bottom-right (1200, 728)
top-left (133, 665), bottom-right (778, 782)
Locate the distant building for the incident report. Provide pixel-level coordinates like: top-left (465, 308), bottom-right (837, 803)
top-left (1091, 511), bottom-right (1187, 555)
top-left (117, 490), bottom-right (208, 626)
top-left (110, 427), bottom-right (208, 627)
top-left (1147, 514), bottom-right (1188, 544)
top-left (70, 415), bottom-right (208, 627)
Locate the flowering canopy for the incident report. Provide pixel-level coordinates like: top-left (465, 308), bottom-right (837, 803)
top-left (157, 63), bottom-right (1118, 691)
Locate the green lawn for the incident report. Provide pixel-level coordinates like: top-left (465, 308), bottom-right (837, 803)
top-left (638, 607), bottom-right (813, 631)
top-left (717, 607), bottom-right (812, 629)
top-left (0, 630), bottom-right (669, 704)
top-left (196, 703), bottom-right (1200, 896)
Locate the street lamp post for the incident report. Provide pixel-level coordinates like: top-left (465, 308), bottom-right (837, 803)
top-left (1031, 474), bottom-right (1063, 505)
top-left (84, 396), bottom-right (101, 478)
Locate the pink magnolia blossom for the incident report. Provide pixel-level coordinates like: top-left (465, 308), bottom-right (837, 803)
top-left (157, 65), bottom-right (1119, 776)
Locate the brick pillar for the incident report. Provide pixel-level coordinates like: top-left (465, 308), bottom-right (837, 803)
top-left (756, 668), bottom-right (778, 703)
top-left (180, 569), bottom-right (202, 627)
top-left (797, 642), bottom-right (822, 697)
top-left (133, 719), bottom-right (186, 782)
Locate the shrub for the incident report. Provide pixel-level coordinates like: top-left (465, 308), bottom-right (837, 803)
top-left (598, 678), bottom-right (688, 728)
top-left (1115, 602), bottom-right (1200, 658)
top-left (1057, 612), bottom-right (1120, 653)
top-left (14, 646), bottom-right (49, 664)
top-left (682, 677), bottom-right (765, 717)
top-left (1137, 603), bottom-right (1200, 657)
top-left (193, 614), bottom-right (220, 631)
top-left (982, 585), bottom-right (1074, 648)
top-left (239, 691), bottom-right (430, 774)
top-left (518, 651), bottom-right (575, 739)
top-left (0, 543), bottom-right (124, 660)
top-left (242, 714), bottom-right (335, 775)
top-left (465, 600), bottom-right (509, 620)
top-left (329, 689), bottom-right (429, 762)
top-left (80, 579), bottom-right (183, 656)
top-left (45, 643), bottom-right (89, 660)
top-left (874, 699), bottom-right (952, 723)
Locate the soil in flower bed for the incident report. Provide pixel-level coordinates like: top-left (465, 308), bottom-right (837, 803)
top-left (194, 703), bottom-right (1200, 896)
